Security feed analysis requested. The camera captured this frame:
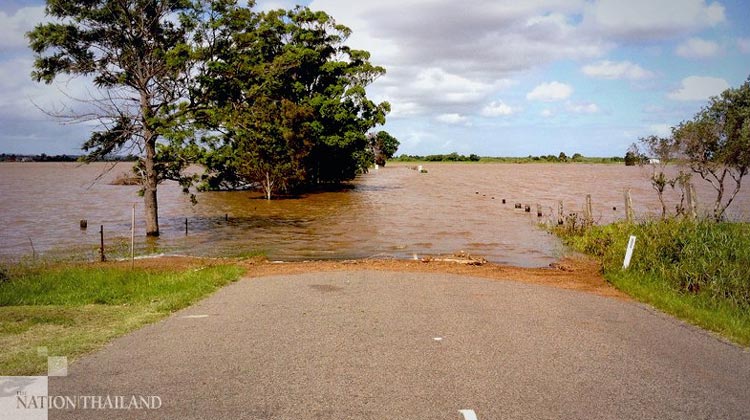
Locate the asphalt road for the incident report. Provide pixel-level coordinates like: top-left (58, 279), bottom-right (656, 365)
top-left (49, 271), bottom-right (750, 419)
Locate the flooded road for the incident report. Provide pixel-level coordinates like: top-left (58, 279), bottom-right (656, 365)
top-left (1, 162), bottom-right (747, 266)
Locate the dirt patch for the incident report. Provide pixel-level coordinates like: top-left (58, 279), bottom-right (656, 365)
top-left (104, 255), bottom-right (625, 300)
top-left (238, 256), bottom-right (626, 300)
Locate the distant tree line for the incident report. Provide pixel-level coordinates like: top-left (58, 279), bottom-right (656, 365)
top-left (396, 152), bottom-right (481, 162)
top-left (395, 152), bottom-right (624, 163)
top-left (0, 153), bottom-right (138, 162)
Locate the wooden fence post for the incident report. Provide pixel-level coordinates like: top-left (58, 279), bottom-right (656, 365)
top-left (584, 194), bottom-right (593, 226)
top-left (99, 225), bottom-right (106, 262)
top-left (625, 189), bottom-right (634, 223)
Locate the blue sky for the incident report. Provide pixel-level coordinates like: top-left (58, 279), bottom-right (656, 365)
top-left (1, 0), bottom-right (749, 156)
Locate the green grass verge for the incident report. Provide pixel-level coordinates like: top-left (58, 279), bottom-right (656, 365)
top-left (0, 263), bottom-right (244, 375)
top-left (554, 219), bottom-right (750, 346)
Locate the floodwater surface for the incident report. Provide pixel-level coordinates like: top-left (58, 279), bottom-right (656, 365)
top-left (0, 162), bottom-right (747, 266)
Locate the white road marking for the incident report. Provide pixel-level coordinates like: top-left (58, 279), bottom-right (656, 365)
top-left (433, 337), bottom-right (444, 341)
top-left (459, 409), bottom-right (478, 420)
top-left (182, 315), bottom-right (209, 319)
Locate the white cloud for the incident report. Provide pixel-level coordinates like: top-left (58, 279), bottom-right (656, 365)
top-left (308, 0), bottom-right (606, 120)
top-left (541, 109), bottom-right (554, 118)
top-left (0, 57), bottom-right (101, 117)
top-left (667, 76), bottom-right (729, 101)
top-left (583, 0), bottom-right (725, 40)
top-left (566, 102), bottom-right (600, 114)
top-left (435, 113), bottom-right (468, 125)
top-left (384, 101), bottom-right (424, 119)
top-left (481, 101), bottom-right (516, 117)
top-left (738, 38), bottom-right (750, 54)
top-left (675, 37), bottom-right (720, 59)
top-left (410, 68), bottom-right (496, 105)
top-left (581, 60), bottom-right (654, 80)
top-left (648, 124), bottom-right (672, 137)
top-left (0, 6), bottom-right (47, 50)
top-left (526, 81), bottom-right (573, 102)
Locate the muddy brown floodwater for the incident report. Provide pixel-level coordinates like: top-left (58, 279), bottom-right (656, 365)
top-left (0, 162), bottom-right (748, 267)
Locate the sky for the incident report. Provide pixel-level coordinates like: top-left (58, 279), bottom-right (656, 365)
top-left (1, 0), bottom-right (749, 156)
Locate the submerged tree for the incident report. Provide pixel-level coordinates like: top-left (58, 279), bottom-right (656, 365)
top-left (197, 4), bottom-right (390, 196)
top-left (624, 143), bottom-right (645, 166)
top-left (673, 77), bottom-right (750, 221)
top-left (28, 0), bottom-right (202, 236)
top-left (638, 135), bottom-right (690, 218)
top-left (368, 131), bottom-right (400, 166)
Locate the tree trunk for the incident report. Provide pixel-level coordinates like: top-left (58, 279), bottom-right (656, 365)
top-left (713, 169), bottom-right (726, 222)
top-left (141, 89), bottom-right (160, 237)
top-left (657, 191), bottom-right (666, 219)
top-left (263, 171), bottom-right (273, 201)
top-left (144, 137), bottom-right (160, 236)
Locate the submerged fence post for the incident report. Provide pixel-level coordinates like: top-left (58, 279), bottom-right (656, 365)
top-left (99, 225), bottom-right (105, 262)
top-left (584, 194), bottom-right (593, 226)
top-left (558, 201), bottom-right (564, 225)
top-left (185, 218), bottom-right (189, 236)
top-left (624, 189), bottom-right (634, 223)
top-left (28, 237), bottom-right (36, 261)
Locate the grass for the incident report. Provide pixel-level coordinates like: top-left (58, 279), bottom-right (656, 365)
top-left (553, 219), bottom-right (750, 346)
top-left (0, 261), bottom-right (244, 375)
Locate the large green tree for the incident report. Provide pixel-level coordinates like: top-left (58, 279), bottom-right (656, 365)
top-left (197, 4), bottom-right (390, 196)
top-left (28, 0), bottom-right (201, 236)
top-left (673, 77), bottom-right (750, 221)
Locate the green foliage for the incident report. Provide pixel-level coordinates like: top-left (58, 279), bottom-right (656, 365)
top-left (624, 143), bottom-right (647, 166)
top-left (28, 0), bottom-right (198, 158)
top-left (28, 0), bottom-right (204, 234)
top-left (197, 3), bottom-right (389, 196)
top-left (369, 131), bottom-right (400, 166)
top-left (396, 152), bottom-right (480, 162)
top-left (673, 77), bottom-right (750, 220)
top-left (557, 220), bottom-right (750, 307)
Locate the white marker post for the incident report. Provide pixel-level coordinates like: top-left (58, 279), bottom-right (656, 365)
top-left (622, 235), bottom-right (636, 269)
top-left (459, 409), bottom-right (478, 420)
